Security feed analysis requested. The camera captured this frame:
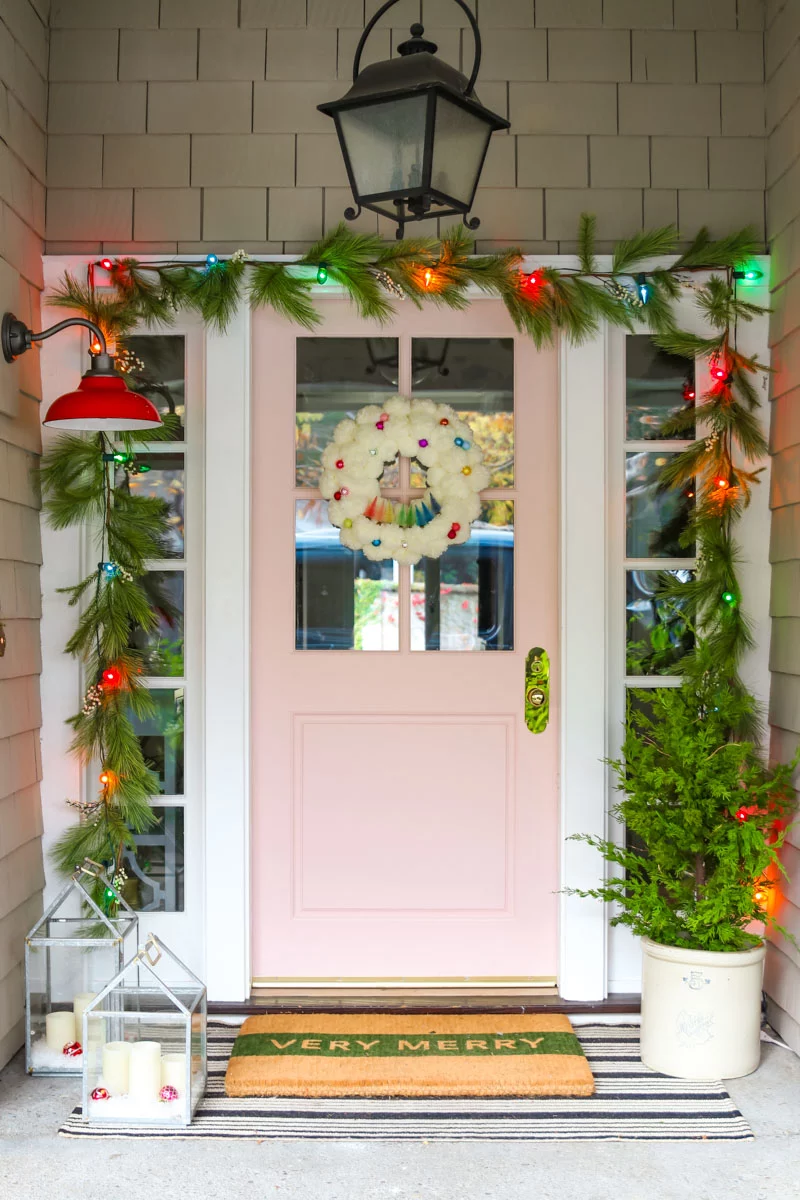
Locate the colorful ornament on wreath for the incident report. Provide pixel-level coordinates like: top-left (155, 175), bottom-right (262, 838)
top-left (319, 397), bottom-right (489, 565)
top-left (159, 1085), bottom-right (179, 1102)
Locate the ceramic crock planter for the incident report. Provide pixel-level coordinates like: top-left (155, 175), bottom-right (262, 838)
top-left (639, 936), bottom-right (766, 1080)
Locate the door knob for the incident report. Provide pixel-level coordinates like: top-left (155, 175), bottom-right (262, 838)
top-left (525, 647), bottom-right (550, 734)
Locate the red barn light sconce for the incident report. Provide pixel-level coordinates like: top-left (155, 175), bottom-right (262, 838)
top-left (1, 312), bottom-right (162, 431)
top-left (318, 0), bottom-right (509, 239)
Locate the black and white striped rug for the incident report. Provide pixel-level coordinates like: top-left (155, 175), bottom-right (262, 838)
top-left (59, 1020), bottom-right (753, 1141)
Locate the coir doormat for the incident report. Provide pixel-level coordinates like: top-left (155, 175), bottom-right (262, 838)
top-left (224, 1013), bottom-right (594, 1098)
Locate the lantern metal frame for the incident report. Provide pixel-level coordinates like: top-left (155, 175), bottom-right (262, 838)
top-left (81, 933), bottom-right (207, 1128)
top-left (318, 0), bottom-right (509, 238)
top-left (24, 859), bottom-right (138, 1076)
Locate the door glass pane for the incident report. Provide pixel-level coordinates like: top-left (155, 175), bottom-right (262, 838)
top-left (296, 338), bottom-right (400, 487)
top-left (126, 335), bottom-right (186, 440)
top-left (123, 806), bottom-right (184, 912)
top-left (295, 499), bottom-right (398, 651)
top-left (116, 452), bottom-right (185, 556)
top-left (129, 688), bottom-right (184, 795)
top-left (626, 568), bottom-right (694, 675)
top-left (411, 338), bottom-right (514, 487)
top-left (410, 501), bottom-right (514, 651)
top-left (130, 570), bottom-right (184, 676)
top-left (626, 451), bottom-right (694, 558)
top-left (626, 334), bottom-right (695, 441)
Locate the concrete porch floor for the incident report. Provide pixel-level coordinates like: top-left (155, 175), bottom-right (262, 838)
top-left (1, 1037), bottom-right (800, 1200)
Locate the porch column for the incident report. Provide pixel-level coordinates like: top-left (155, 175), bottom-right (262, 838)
top-left (204, 305), bottom-right (251, 1002)
top-left (559, 330), bottom-right (608, 1001)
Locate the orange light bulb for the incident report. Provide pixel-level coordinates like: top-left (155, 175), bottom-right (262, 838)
top-left (423, 268), bottom-right (433, 288)
top-left (715, 477), bottom-right (729, 490)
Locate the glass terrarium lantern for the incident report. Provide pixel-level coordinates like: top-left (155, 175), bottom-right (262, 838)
top-left (25, 860), bottom-right (138, 1076)
top-left (81, 933), bottom-right (206, 1127)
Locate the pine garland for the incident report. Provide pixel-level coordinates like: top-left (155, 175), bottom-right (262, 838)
top-left (40, 418), bottom-right (179, 913)
top-left (43, 215), bottom-right (772, 903)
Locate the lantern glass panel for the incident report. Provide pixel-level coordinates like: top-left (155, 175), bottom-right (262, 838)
top-left (338, 93), bottom-right (428, 199)
top-left (27, 940), bottom-right (130, 1074)
top-left (430, 95), bottom-right (492, 207)
top-left (82, 935), bottom-right (206, 1127)
top-left (25, 868), bottom-right (137, 1076)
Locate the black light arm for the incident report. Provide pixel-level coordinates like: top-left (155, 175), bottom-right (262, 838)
top-left (2, 312), bottom-right (114, 371)
top-left (352, 0), bottom-right (482, 94)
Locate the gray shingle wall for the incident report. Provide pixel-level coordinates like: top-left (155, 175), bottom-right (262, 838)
top-left (44, 0), bottom-right (768, 253)
top-left (0, 0), bottom-right (47, 1071)
top-left (766, 0), bottom-right (800, 1055)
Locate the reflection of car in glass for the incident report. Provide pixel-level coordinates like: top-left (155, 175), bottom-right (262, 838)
top-left (296, 524), bottom-right (514, 650)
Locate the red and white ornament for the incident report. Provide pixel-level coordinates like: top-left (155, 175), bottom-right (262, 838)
top-left (63, 1041), bottom-right (83, 1057)
top-left (90, 1087), bottom-right (110, 1101)
top-left (159, 1084), bottom-right (179, 1102)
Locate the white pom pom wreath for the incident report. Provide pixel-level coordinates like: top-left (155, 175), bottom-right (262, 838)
top-left (319, 397), bottom-right (486, 564)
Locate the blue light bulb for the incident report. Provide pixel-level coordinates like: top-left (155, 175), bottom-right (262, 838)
top-left (206, 253), bottom-right (219, 268)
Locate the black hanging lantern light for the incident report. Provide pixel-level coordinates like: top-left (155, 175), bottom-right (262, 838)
top-left (318, 0), bottom-right (509, 239)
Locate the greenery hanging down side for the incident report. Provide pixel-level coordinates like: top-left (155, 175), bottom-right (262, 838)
top-left (40, 420), bottom-right (179, 911)
top-left (42, 214), bottom-right (775, 904)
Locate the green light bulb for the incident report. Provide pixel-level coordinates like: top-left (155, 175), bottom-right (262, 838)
top-left (722, 591), bottom-right (736, 605)
top-left (316, 264), bottom-right (328, 284)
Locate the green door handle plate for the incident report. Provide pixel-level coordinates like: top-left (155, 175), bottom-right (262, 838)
top-left (525, 646), bottom-right (550, 734)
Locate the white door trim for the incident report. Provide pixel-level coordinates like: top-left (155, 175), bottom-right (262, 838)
top-left (558, 328), bottom-right (609, 1001)
top-left (204, 305), bottom-right (252, 1001)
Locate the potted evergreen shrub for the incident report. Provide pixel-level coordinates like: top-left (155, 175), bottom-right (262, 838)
top-left (572, 650), bottom-right (796, 1080)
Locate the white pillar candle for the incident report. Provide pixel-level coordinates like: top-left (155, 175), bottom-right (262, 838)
top-left (160, 1052), bottom-right (187, 1096)
top-left (45, 1010), bottom-right (76, 1051)
top-left (102, 1041), bottom-right (131, 1095)
top-left (128, 1041), bottom-right (162, 1101)
top-left (72, 992), bottom-right (96, 1044)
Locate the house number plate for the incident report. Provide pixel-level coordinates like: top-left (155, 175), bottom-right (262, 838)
top-left (525, 647), bottom-right (550, 734)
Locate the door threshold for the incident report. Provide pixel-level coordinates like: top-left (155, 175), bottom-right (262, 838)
top-left (209, 992), bottom-right (641, 1016)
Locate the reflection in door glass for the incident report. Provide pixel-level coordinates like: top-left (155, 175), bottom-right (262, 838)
top-left (626, 568), bottom-right (694, 675)
top-left (410, 502), bottom-right (514, 651)
top-left (123, 806), bottom-right (184, 912)
top-left (411, 338), bottom-right (514, 487)
top-left (126, 335), bottom-right (186, 440)
top-left (128, 689), bottom-right (184, 795)
top-left (130, 570), bottom-right (184, 676)
top-left (626, 451), bottom-right (694, 558)
top-left (295, 500), bottom-right (398, 651)
top-left (626, 335), bottom-right (695, 440)
top-left (116, 452), bottom-right (185, 555)
top-left (296, 338), bottom-right (400, 487)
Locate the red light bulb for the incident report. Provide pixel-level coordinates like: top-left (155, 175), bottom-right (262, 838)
top-left (100, 258), bottom-right (114, 271)
top-left (710, 363), bottom-right (728, 381)
top-left (682, 383), bottom-right (695, 401)
top-left (102, 665), bottom-right (122, 689)
top-left (521, 270), bottom-right (541, 294)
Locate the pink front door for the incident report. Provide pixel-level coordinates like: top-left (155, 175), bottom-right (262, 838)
top-left (251, 301), bottom-right (559, 984)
